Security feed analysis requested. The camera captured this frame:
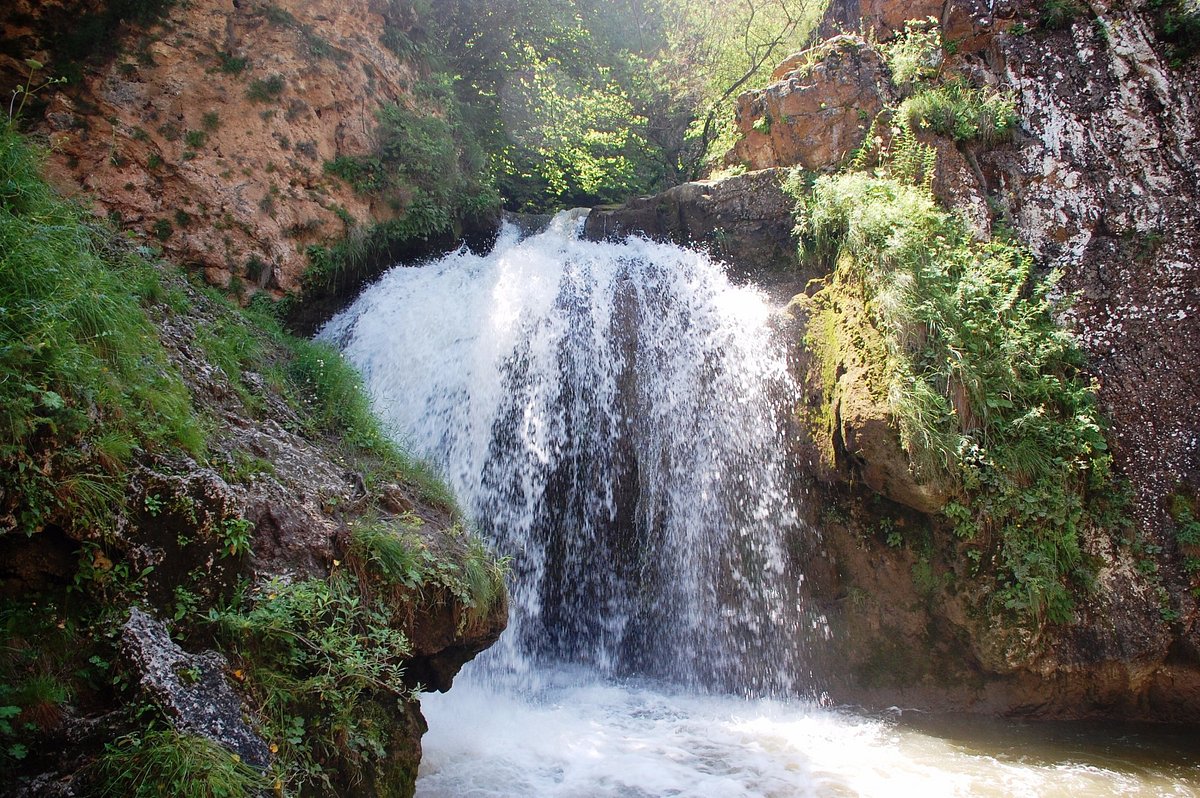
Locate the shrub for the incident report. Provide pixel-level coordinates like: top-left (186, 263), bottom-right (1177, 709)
top-left (880, 18), bottom-right (943, 85)
top-left (216, 51), bottom-right (248, 76)
top-left (1150, 0), bottom-right (1200, 63)
top-left (212, 575), bottom-right (412, 793)
top-left (1040, 0), bottom-right (1087, 30)
top-left (899, 78), bottom-right (1018, 144)
top-left (245, 75), bottom-right (285, 103)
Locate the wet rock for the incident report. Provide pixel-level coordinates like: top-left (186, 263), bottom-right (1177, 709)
top-left (583, 168), bottom-right (807, 283)
top-left (406, 587), bottom-right (509, 693)
top-left (120, 608), bottom-right (271, 770)
top-left (787, 289), bottom-right (953, 514)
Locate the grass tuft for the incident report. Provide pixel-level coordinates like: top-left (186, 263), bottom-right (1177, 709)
top-left (0, 124), bottom-right (202, 536)
top-left (93, 729), bottom-right (267, 798)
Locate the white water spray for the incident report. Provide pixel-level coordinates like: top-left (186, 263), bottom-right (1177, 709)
top-left (322, 212), bottom-right (817, 693)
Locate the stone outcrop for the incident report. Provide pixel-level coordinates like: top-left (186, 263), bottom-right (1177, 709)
top-left (787, 288), bottom-right (955, 514)
top-left (1, 0), bottom-right (434, 297)
top-left (727, 35), bottom-right (891, 173)
top-left (583, 168), bottom-right (809, 285)
top-left (120, 608), bottom-right (271, 769)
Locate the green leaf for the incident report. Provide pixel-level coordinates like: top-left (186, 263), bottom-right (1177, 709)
top-left (40, 390), bottom-right (65, 410)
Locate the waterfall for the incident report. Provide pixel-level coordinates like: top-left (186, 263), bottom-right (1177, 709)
top-left (318, 213), bottom-right (1199, 798)
top-left (320, 211), bottom-right (819, 696)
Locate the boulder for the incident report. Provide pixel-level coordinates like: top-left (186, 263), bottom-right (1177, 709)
top-left (726, 35), bottom-right (892, 173)
top-left (584, 168), bottom-right (806, 282)
top-left (120, 608), bottom-right (271, 770)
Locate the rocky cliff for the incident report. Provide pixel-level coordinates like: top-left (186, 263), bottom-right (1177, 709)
top-left (0, 126), bottom-right (506, 795)
top-left (587, 0), bottom-right (1200, 721)
top-left (1, 0), bottom-right (493, 305)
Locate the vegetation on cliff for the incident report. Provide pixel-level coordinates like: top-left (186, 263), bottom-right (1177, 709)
top-left (786, 23), bottom-right (1115, 624)
top-left (0, 126), bottom-right (506, 796)
top-left (793, 168), bottom-right (1112, 623)
top-left (0, 123), bottom-right (202, 538)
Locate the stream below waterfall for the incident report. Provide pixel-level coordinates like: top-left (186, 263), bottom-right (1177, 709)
top-left (321, 213), bottom-right (1200, 797)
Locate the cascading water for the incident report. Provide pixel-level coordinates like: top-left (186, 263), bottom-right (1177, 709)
top-left (320, 214), bottom-right (1200, 797)
top-left (321, 211), bottom-right (821, 695)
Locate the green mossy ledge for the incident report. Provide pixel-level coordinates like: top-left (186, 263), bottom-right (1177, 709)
top-left (0, 126), bottom-right (508, 797)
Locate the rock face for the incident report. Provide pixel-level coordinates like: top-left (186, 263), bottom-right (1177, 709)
top-left (982, 9), bottom-right (1200, 543)
top-left (726, 35), bottom-right (891, 173)
top-left (583, 168), bottom-right (809, 284)
top-left (801, 0), bottom-right (1200, 719)
top-left (1, 0), bottom-right (429, 296)
top-left (787, 288), bottom-right (955, 515)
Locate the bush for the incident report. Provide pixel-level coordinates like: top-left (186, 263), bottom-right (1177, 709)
top-left (245, 75), bottom-right (285, 103)
top-left (1150, 0), bottom-right (1200, 63)
top-left (1040, 0), bottom-right (1087, 30)
top-left (216, 51), bottom-right (248, 76)
top-left (880, 18), bottom-right (944, 85)
top-left (212, 575), bottom-right (412, 793)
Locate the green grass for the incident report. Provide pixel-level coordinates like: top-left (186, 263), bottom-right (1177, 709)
top-left (790, 166), bottom-right (1112, 624)
top-left (92, 729), bottom-right (267, 798)
top-left (0, 125), bottom-right (202, 536)
top-left (350, 519), bottom-right (508, 614)
top-left (281, 336), bottom-right (459, 509)
top-left (899, 78), bottom-right (1018, 144)
top-left (184, 287), bottom-right (460, 513)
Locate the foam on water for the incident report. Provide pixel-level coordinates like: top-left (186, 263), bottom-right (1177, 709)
top-left (415, 667), bottom-right (1200, 798)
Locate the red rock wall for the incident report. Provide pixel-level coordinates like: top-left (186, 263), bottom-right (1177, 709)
top-left (3, 0), bottom-right (426, 296)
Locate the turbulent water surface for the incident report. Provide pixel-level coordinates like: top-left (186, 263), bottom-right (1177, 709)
top-left (322, 214), bottom-right (1200, 797)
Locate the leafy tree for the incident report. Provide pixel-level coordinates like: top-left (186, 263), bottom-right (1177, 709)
top-left (419, 0), bottom-right (827, 210)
